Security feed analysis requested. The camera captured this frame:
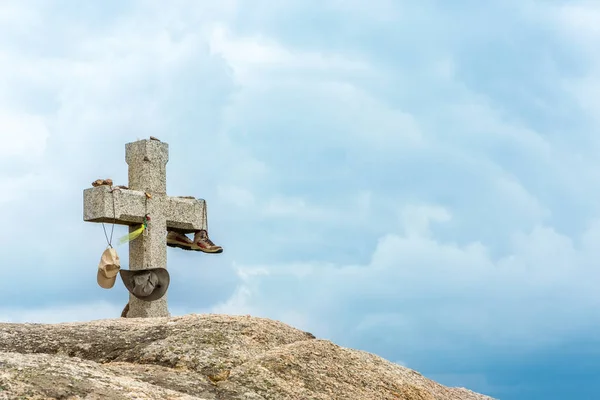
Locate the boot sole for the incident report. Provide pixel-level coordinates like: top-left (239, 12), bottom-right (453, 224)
top-left (191, 246), bottom-right (223, 254)
top-left (167, 241), bottom-right (194, 251)
top-left (167, 241), bottom-right (223, 254)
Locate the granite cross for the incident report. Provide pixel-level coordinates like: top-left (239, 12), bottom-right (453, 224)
top-left (83, 138), bottom-right (205, 318)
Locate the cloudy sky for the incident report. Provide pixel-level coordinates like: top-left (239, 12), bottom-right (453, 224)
top-left (1, 1), bottom-right (599, 398)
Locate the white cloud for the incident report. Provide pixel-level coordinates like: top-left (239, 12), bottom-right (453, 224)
top-left (400, 204), bottom-right (452, 237)
top-left (445, 99), bottom-right (552, 160)
top-left (324, 82), bottom-right (424, 148)
top-left (0, 173), bottom-right (43, 205)
top-left (212, 211), bottom-right (600, 354)
top-left (217, 184), bottom-right (256, 207)
top-left (493, 174), bottom-right (549, 221)
top-left (328, 0), bottom-right (400, 22)
top-left (0, 112), bottom-right (49, 159)
top-left (0, 2), bottom-right (40, 30)
top-left (552, 2), bottom-right (600, 127)
top-left (208, 25), bottom-right (369, 84)
top-left (556, 2), bottom-right (600, 43)
top-left (261, 196), bottom-right (339, 223)
top-left (211, 285), bottom-right (262, 316)
top-left (0, 302), bottom-right (122, 324)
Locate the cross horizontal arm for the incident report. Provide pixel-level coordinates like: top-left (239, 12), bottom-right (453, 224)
top-left (83, 185), bottom-right (147, 225)
top-left (164, 196), bottom-right (206, 234)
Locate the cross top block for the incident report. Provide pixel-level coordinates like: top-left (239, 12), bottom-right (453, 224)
top-left (126, 139), bottom-right (169, 194)
top-left (83, 138), bottom-right (207, 318)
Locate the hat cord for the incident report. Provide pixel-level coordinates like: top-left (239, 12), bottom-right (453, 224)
top-left (101, 186), bottom-right (119, 248)
top-left (202, 199), bottom-right (208, 231)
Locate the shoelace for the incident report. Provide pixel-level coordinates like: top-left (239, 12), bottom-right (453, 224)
top-left (197, 231), bottom-right (217, 247)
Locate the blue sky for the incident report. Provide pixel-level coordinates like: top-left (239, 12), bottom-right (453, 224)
top-left (1, 1), bottom-right (599, 399)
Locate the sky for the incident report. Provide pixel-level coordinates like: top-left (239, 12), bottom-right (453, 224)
top-left (1, 1), bottom-right (599, 399)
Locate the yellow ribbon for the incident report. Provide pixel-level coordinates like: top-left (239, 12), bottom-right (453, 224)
top-left (117, 216), bottom-right (148, 245)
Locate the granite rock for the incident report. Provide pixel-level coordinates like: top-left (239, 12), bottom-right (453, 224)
top-left (0, 314), bottom-right (494, 400)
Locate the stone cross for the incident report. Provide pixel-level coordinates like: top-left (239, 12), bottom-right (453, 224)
top-left (83, 138), bottom-right (205, 318)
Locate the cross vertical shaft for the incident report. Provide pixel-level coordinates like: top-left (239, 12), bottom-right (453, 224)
top-left (125, 140), bottom-right (170, 318)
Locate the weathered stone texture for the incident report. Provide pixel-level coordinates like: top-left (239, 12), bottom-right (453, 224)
top-left (0, 314), bottom-right (495, 400)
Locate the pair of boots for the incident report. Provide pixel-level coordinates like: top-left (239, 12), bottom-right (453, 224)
top-left (167, 229), bottom-right (223, 253)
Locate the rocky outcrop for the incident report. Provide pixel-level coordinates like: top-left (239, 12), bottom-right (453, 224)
top-left (0, 314), bottom-right (494, 400)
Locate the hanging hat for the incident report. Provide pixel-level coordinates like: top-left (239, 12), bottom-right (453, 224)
top-left (97, 247), bottom-right (121, 289)
top-left (119, 268), bottom-right (170, 301)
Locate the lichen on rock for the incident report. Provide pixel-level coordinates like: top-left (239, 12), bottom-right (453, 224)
top-left (0, 314), bottom-right (494, 400)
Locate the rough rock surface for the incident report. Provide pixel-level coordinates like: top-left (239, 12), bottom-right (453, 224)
top-left (0, 314), bottom-right (494, 400)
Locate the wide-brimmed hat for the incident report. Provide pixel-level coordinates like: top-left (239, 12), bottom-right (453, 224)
top-left (97, 247), bottom-right (121, 289)
top-left (119, 268), bottom-right (170, 301)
